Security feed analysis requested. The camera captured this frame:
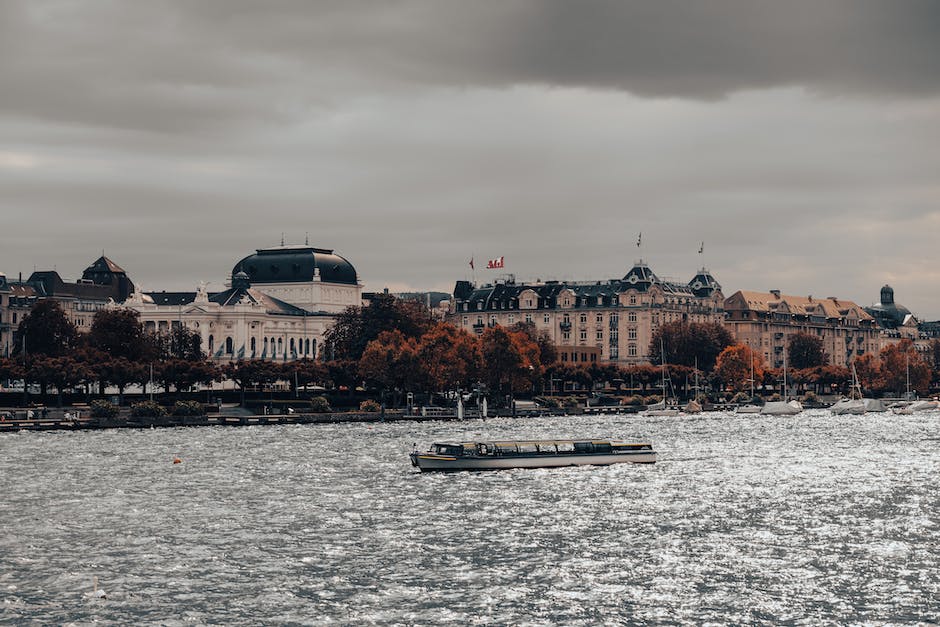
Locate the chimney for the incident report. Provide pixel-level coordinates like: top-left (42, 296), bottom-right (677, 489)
top-left (770, 289), bottom-right (781, 299)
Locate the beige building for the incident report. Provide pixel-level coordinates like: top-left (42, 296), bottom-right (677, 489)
top-left (126, 244), bottom-right (363, 362)
top-left (447, 261), bottom-right (725, 365)
top-left (723, 290), bottom-right (880, 368)
top-left (0, 273), bottom-right (39, 357)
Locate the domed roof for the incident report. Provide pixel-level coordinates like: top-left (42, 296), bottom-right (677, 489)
top-left (232, 245), bottom-right (358, 286)
top-left (867, 284), bottom-right (913, 328)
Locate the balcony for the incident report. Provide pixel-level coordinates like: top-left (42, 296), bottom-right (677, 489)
top-left (559, 321), bottom-right (572, 331)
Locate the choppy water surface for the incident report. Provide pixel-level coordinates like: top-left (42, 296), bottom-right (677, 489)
top-left (2, 411), bottom-right (939, 625)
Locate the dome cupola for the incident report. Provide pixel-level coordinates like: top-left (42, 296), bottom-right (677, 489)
top-left (232, 245), bottom-right (358, 286)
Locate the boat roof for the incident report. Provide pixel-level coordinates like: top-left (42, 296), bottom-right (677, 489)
top-left (433, 439), bottom-right (651, 447)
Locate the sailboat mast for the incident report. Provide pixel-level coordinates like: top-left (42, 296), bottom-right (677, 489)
top-left (906, 352), bottom-right (911, 399)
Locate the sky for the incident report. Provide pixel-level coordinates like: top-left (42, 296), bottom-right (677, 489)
top-left (2, 1), bottom-right (939, 316)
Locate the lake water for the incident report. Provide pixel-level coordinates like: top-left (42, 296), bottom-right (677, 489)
top-left (2, 410), bottom-right (939, 625)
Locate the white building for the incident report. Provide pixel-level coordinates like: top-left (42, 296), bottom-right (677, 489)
top-left (126, 245), bottom-right (363, 362)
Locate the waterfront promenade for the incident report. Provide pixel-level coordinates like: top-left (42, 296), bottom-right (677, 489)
top-left (0, 404), bottom-right (635, 433)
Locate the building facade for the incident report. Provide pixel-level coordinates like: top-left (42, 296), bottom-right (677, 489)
top-left (125, 244), bottom-right (363, 362)
top-left (723, 290), bottom-right (880, 368)
top-left (0, 274), bottom-right (38, 357)
top-left (446, 261), bottom-right (725, 365)
top-left (23, 256), bottom-right (135, 333)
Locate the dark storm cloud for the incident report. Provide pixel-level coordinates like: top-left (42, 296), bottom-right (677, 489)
top-left (2, 0), bottom-right (939, 136)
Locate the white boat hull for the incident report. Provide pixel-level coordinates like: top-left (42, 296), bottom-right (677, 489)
top-left (644, 409), bottom-right (680, 417)
top-left (760, 400), bottom-right (803, 415)
top-left (893, 400), bottom-right (940, 414)
top-left (830, 399), bottom-right (867, 415)
top-left (412, 451), bottom-right (656, 471)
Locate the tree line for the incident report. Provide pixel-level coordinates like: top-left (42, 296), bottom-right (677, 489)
top-left (2, 297), bottom-right (938, 408)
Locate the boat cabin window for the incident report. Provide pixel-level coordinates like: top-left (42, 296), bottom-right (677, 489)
top-left (573, 442), bottom-right (594, 453)
top-left (593, 442), bottom-right (612, 454)
top-left (517, 443), bottom-right (538, 454)
top-left (556, 442), bottom-right (575, 453)
top-left (432, 444), bottom-right (464, 456)
top-left (613, 443), bottom-right (653, 451)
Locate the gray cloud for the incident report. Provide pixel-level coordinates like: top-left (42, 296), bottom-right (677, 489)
top-left (1, 1), bottom-right (939, 319)
top-left (3, 1), bottom-right (939, 135)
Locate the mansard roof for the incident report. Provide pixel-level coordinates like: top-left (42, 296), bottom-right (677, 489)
top-left (454, 263), bottom-right (721, 312)
top-left (726, 290), bottom-right (874, 321)
top-left (83, 256), bottom-right (127, 276)
top-left (688, 269), bottom-right (721, 297)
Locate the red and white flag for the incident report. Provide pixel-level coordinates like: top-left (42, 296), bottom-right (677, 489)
top-left (486, 256), bottom-right (504, 269)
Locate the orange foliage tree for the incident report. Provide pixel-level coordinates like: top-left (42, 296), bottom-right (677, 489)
top-left (715, 344), bottom-right (765, 393)
top-left (480, 326), bottom-right (542, 396)
top-left (853, 353), bottom-right (882, 394)
top-left (879, 340), bottom-right (931, 396)
top-left (358, 330), bottom-right (423, 394)
top-left (416, 323), bottom-right (483, 392)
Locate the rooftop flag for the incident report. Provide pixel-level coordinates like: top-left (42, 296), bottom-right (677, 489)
top-left (486, 256), bottom-right (504, 269)
top-left (469, 257), bottom-right (474, 270)
top-left (699, 241), bottom-right (704, 254)
top-left (637, 232), bottom-right (642, 247)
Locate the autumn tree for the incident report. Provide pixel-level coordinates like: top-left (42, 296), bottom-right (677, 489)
top-left (787, 332), bottom-right (829, 369)
top-left (715, 344), bottom-right (765, 394)
top-left (14, 300), bottom-right (78, 357)
top-left (223, 360), bottom-right (281, 406)
top-left (42, 357), bottom-right (95, 407)
top-left (283, 359), bottom-right (328, 395)
top-left (358, 330), bottom-right (423, 399)
top-left (0, 358), bottom-right (24, 384)
top-left (416, 323), bottom-right (483, 392)
top-left (325, 294), bottom-right (432, 360)
top-left (509, 321), bottom-right (558, 366)
top-left (89, 308), bottom-right (154, 361)
top-left (154, 325), bottom-right (204, 361)
top-left (853, 353), bottom-right (882, 395)
top-left (157, 359), bottom-right (218, 394)
top-left (480, 326), bottom-right (541, 398)
top-left (648, 321), bottom-right (733, 372)
top-left (879, 340), bottom-right (931, 397)
top-left (94, 357), bottom-right (148, 403)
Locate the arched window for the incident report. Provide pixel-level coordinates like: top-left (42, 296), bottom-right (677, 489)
top-left (289, 338), bottom-right (296, 354)
top-left (263, 337), bottom-right (268, 353)
top-left (208, 335), bottom-right (214, 353)
top-left (250, 337), bottom-right (256, 354)
top-left (305, 338), bottom-right (310, 355)
top-left (312, 339), bottom-right (317, 359)
top-left (225, 337), bottom-right (233, 354)
top-left (277, 338), bottom-right (283, 353)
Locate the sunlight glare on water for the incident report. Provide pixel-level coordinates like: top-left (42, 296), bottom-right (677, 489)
top-left (2, 410), bottom-right (939, 624)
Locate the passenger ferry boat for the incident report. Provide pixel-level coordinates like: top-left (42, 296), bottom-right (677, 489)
top-left (410, 439), bottom-right (657, 472)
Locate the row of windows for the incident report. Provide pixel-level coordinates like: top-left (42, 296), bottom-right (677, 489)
top-left (462, 291), bottom-right (713, 312)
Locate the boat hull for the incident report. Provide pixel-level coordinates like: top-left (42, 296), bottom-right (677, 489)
top-left (411, 451), bottom-right (656, 472)
top-left (760, 400), bottom-right (803, 415)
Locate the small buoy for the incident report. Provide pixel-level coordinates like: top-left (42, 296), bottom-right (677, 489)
top-left (173, 457), bottom-right (182, 464)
